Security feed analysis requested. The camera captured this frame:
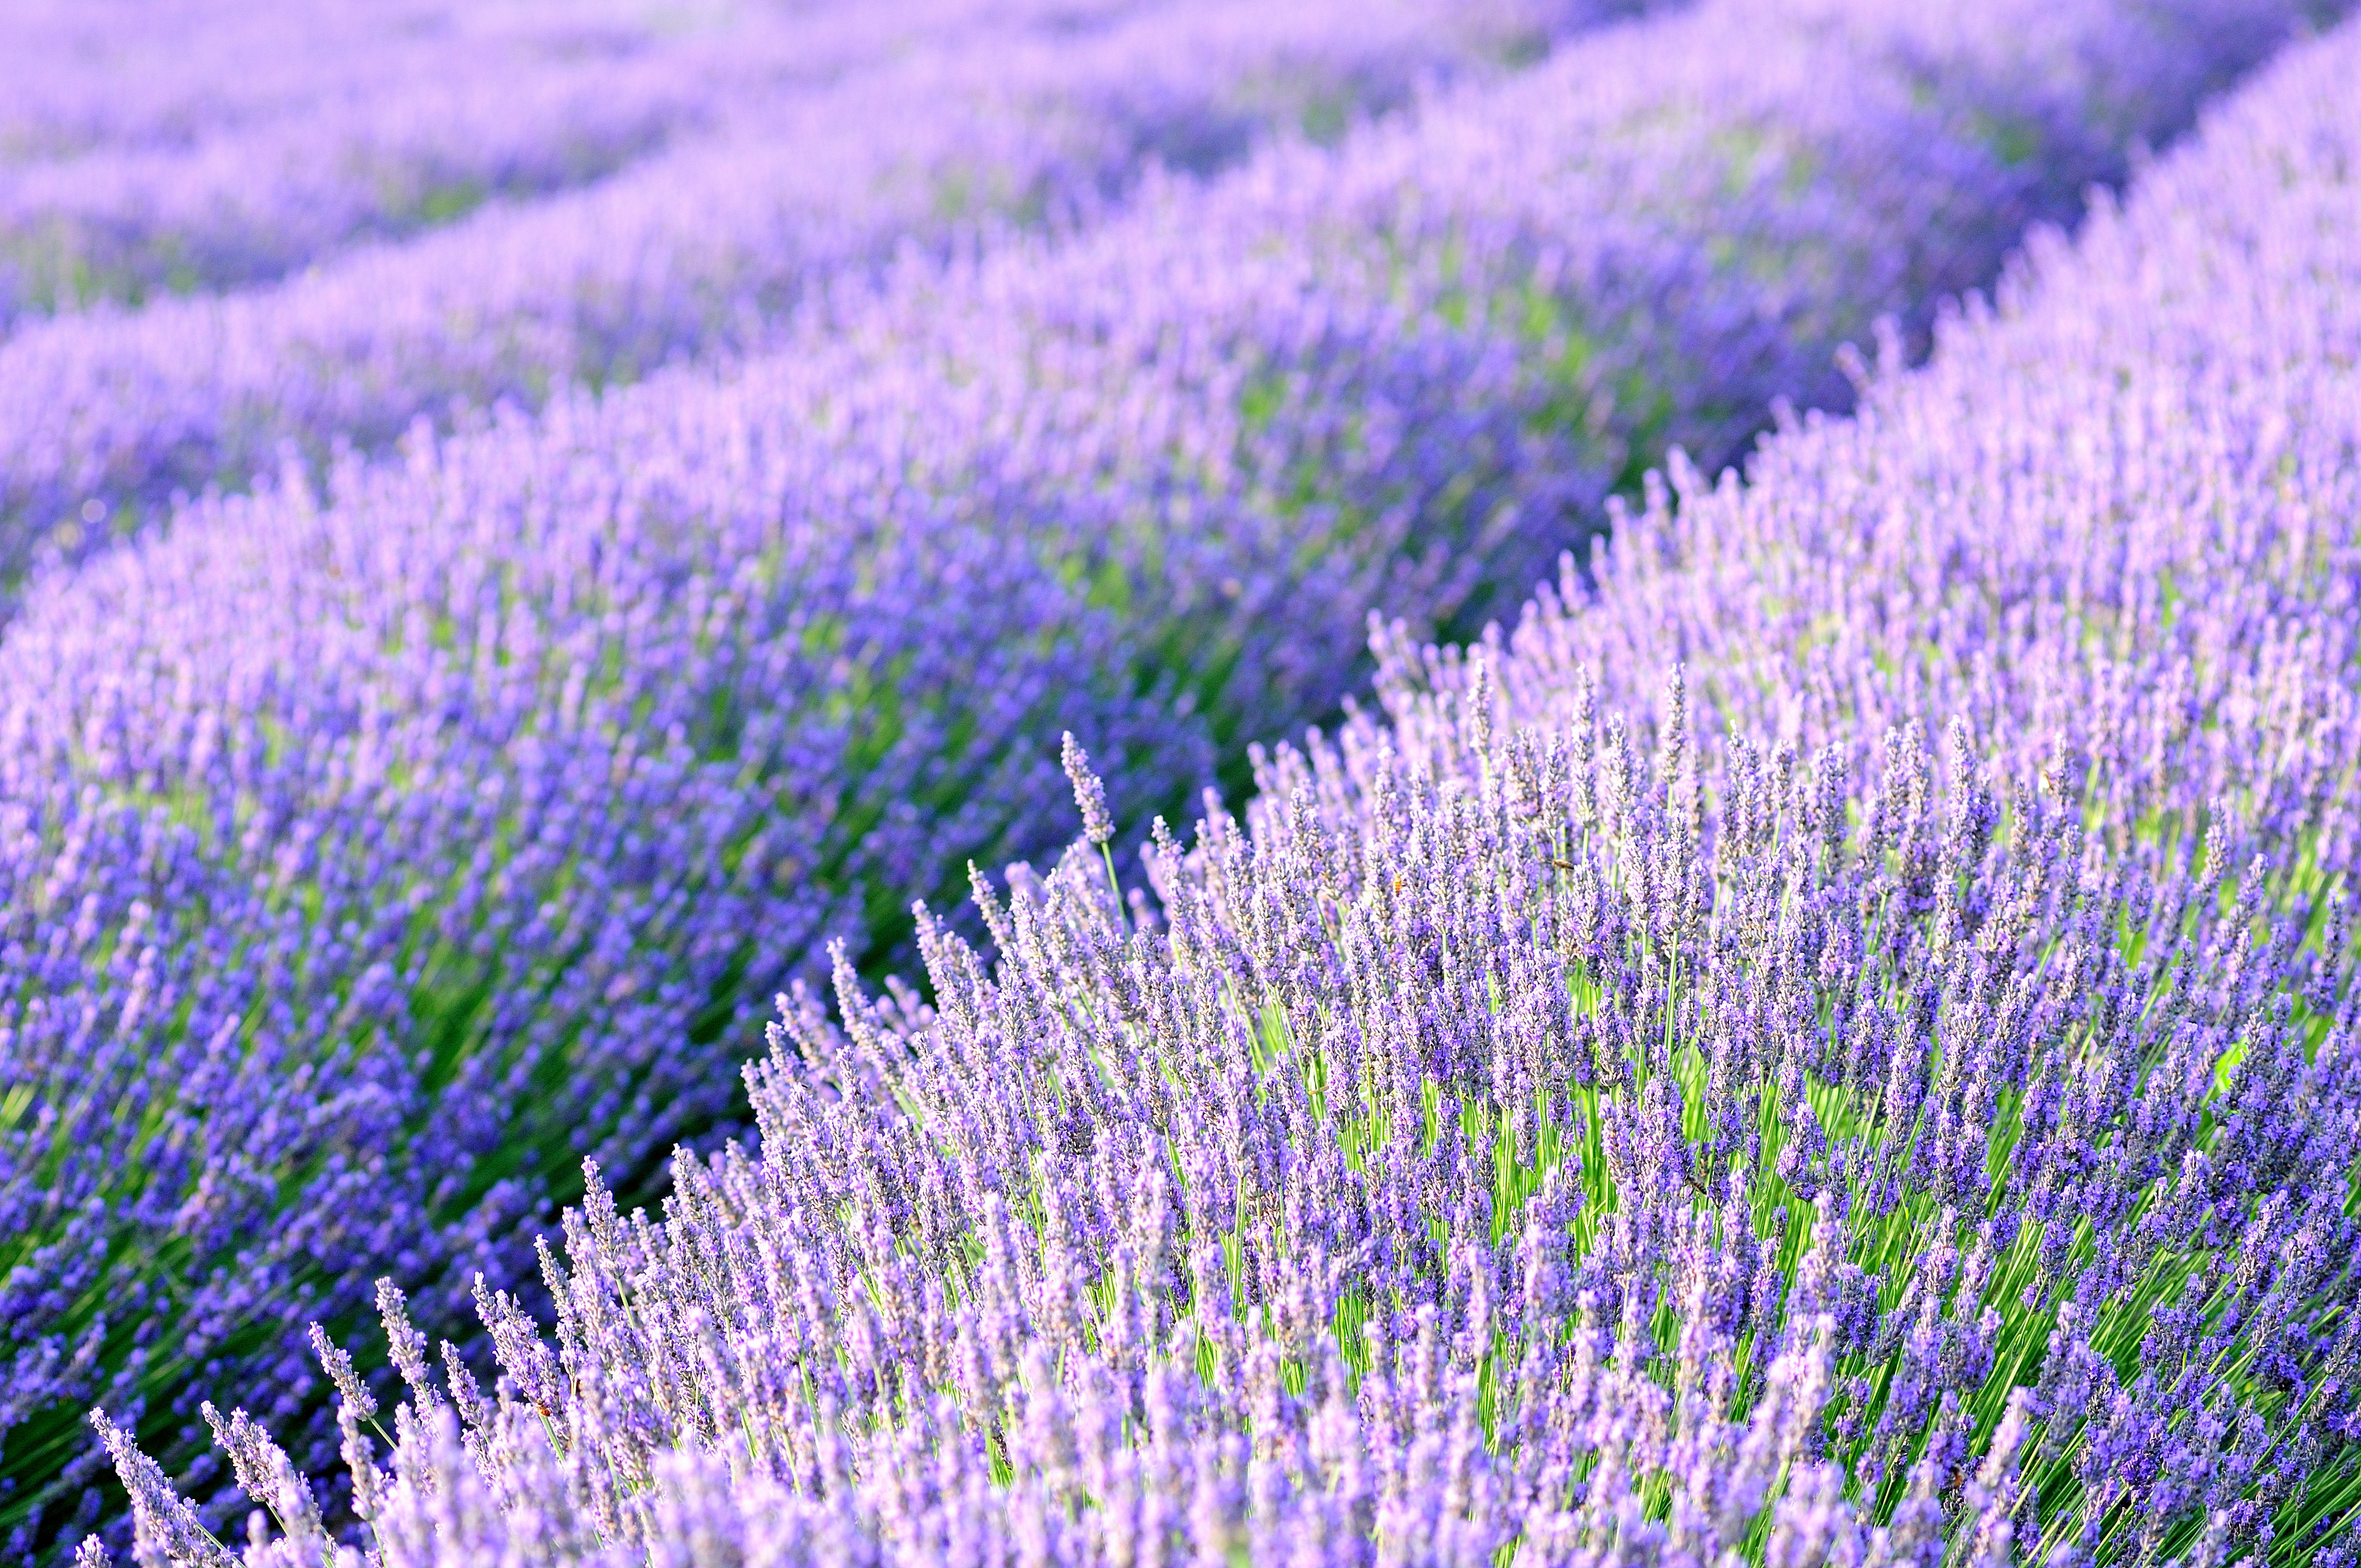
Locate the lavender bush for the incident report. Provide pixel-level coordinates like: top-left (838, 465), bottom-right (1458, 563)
top-left (0, 0), bottom-right (1620, 576)
top-left (0, 0), bottom-right (1161, 168)
top-left (0, 0), bottom-right (1581, 326)
top-left (88, 14), bottom-right (2361, 1563)
top-left (0, 0), bottom-right (2327, 1551)
top-left (0, 0), bottom-right (653, 162)
top-left (722, 0), bottom-right (2324, 748)
top-left (1, 37), bottom-right (710, 323)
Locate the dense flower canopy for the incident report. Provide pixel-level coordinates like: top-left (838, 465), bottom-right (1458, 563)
top-left (0, 0), bottom-right (2349, 1560)
top-left (0, 0), bottom-right (1622, 578)
top-left (74, 8), bottom-right (2361, 1566)
top-left (3, 4), bottom-right (2297, 1552)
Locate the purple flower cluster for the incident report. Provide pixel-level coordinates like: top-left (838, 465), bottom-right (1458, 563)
top-left (1367, 15), bottom-right (2361, 899)
top-left (0, 0), bottom-right (1619, 579)
top-left (0, 0), bottom-right (2332, 1553)
top-left (0, 0), bottom-right (639, 161)
top-left (85, 10), bottom-right (2361, 1565)
top-left (0, 0), bottom-right (1601, 328)
top-left (0, 18), bottom-right (755, 324)
top-left (717, 0), bottom-right (2320, 743)
top-left (0, 0), bottom-right (1156, 168)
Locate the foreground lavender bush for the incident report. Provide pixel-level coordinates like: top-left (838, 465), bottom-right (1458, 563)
top-left (116, 700), bottom-right (2361, 1565)
top-left (84, 12), bottom-right (2361, 1566)
top-left (0, 0), bottom-right (1612, 575)
top-left (0, 0), bottom-right (2327, 1550)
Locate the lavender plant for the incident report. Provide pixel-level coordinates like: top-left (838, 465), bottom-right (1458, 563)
top-left (0, 0), bottom-right (1620, 575)
top-left (137, 687), bottom-right (2358, 1565)
top-left (0, 0), bottom-right (656, 162)
top-left (81, 10), bottom-right (2361, 1565)
top-left (1, 45), bottom-right (698, 324)
top-left (0, 0), bottom-right (2329, 1549)
top-left (0, 0), bottom-right (1589, 326)
top-left (1362, 4), bottom-right (2361, 896)
top-left (0, 0), bottom-right (1191, 168)
top-left (738, 0), bottom-right (2325, 752)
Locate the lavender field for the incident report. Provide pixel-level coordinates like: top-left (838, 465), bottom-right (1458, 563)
top-left (1, 0), bottom-right (2357, 1562)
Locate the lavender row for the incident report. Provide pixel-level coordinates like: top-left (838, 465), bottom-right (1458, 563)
top-left (0, 0), bottom-right (1122, 163)
top-left (92, 15), bottom-right (2361, 1565)
top-left (720, 0), bottom-right (2321, 753)
top-left (0, 0), bottom-right (740, 162)
top-left (0, 0), bottom-right (2319, 1549)
top-left (1361, 4), bottom-right (2361, 900)
top-left (0, 0), bottom-right (1351, 326)
top-left (0, 12), bottom-right (812, 324)
top-left (149, 690), bottom-right (2361, 1566)
top-left (0, 0), bottom-right (1614, 576)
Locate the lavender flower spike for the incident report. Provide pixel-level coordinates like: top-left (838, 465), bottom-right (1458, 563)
top-left (1064, 732), bottom-right (1117, 848)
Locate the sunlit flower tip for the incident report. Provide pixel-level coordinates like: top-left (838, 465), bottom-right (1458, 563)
top-left (1062, 731), bottom-right (1115, 846)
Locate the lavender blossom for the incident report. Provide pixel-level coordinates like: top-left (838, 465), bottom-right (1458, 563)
top-left (1063, 733), bottom-right (1117, 847)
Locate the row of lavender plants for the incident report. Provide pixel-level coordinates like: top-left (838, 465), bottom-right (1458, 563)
top-left (0, 2), bottom-right (870, 324)
top-left (704, 0), bottom-right (2317, 754)
top-left (0, 0), bottom-right (668, 160)
top-left (92, 12), bottom-right (2361, 1562)
top-left (0, 0), bottom-right (1555, 328)
top-left (0, 0), bottom-right (1617, 577)
top-left (0, 0), bottom-right (1198, 167)
top-left (0, 0), bottom-right (2326, 1551)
